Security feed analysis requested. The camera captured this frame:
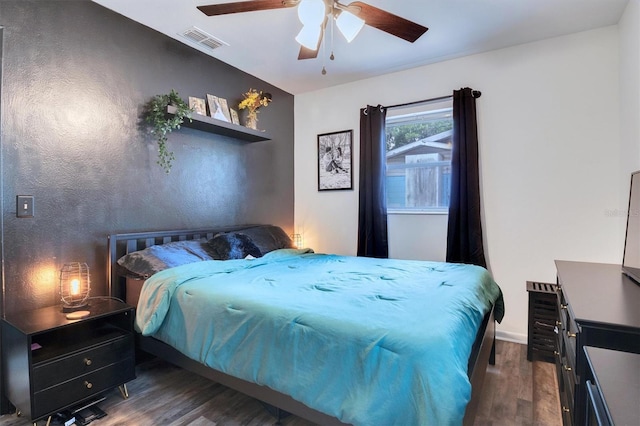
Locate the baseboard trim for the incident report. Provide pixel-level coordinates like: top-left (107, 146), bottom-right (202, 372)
top-left (496, 330), bottom-right (527, 345)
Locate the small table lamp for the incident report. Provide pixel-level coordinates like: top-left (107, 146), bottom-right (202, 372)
top-left (60, 262), bottom-right (91, 316)
top-left (290, 233), bottom-right (303, 249)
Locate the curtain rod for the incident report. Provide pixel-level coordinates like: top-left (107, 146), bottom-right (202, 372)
top-left (384, 90), bottom-right (481, 110)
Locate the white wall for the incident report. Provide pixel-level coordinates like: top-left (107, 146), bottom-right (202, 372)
top-left (620, 0), bottom-right (640, 183)
top-left (295, 26), bottom-right (631, 342)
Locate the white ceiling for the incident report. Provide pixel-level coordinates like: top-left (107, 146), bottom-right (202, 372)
top-left (93, 0), bottom-right (629, 94)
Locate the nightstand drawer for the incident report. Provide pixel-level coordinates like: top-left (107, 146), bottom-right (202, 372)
top-left (32, 358), bottom-right (134, 419)
top-left (33, 333), bottom-right (133, 391)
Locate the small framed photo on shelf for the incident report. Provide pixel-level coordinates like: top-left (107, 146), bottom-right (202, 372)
top-left (218, 98), bottom-right (232, 122)
top-left (189, 97), bottom-right (207, 116)
top-left (318, 129), bottom-right (353, 191)
top-left (207, 94), bottom-right (230, 122)
top-left (229, 108), bottom-right (240, 125)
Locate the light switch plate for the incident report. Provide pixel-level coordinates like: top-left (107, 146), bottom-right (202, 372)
top-left (17, 195), bottom-right (34, 218)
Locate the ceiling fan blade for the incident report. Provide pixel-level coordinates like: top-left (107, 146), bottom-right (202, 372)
top-left (298, 45), bottom-right (319, 60)
top-left (346, 1), bottom-right (428, 43)
top-left (197, 0), bottom-right (297, 16)
top-left (297, 16), bottom-right (328, 60)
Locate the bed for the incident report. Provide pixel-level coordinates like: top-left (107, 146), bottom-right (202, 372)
top-left (107, 225), bottom-right (503, 425)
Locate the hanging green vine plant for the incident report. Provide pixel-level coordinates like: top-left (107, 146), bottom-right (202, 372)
top-left (145, 90), bottom-right (193, 173)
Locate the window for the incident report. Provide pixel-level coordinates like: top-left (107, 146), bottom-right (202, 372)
top-left (385, 98), bottom-right (453, 213)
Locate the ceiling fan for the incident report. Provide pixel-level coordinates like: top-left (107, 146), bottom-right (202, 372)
top-left (197, 0), bottom-right (428, 66)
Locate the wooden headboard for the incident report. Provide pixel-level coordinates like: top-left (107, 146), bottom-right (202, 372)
top-left (107, 225), bottom-right (257, 301)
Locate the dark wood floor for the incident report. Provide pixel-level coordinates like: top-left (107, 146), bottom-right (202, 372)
top-left (474, 341), bottom-right (560, 425)
top-left (0, 341), bottom-right (560, 426)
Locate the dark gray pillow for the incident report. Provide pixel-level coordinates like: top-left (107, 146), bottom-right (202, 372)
top-left (235, 225), bottom-right (295, 255)
top-left (208, 232), bottom-right (262, 260)
top-left (117, 240), bottom-right (215, 279)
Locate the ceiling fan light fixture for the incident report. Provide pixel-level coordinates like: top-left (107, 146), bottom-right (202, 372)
top-left (295, 25), bottom-right (322, 50)
top-left (335, 10), bottom-right (365, 43)
top-left (297, 0), bottom-right (326, 26)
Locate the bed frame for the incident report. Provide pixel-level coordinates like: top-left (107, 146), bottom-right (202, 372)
top-left (108, 227), bottom-right (496, 426)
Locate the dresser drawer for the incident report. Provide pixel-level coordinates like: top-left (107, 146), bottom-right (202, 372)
top-left (33, 333), bottom-right (133, 391)
top-left (555, 285), bottom-right (578, 425)
top-left (585, 380), bottom-right (610, 426)
top-left (557, 365), bottom-right (575, 423)
top-left (557, 289), bottom-right (578, 366)
top-left (560, 354), bottom-right (575, 412)
top-left (32, 358), bottom-right (134, 419)
top-left (563, 324), bottom-right (577, 371)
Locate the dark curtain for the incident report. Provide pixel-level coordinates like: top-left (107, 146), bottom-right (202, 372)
top-left (357, 105), bottom-right (388, 258)
top-left (446, 88), bottom-right (487, 267)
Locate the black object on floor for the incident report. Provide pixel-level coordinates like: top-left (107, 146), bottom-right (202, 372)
top-left (49, 412), bottom-right (76, 426)
top-left (74, 405), bottom-right (107, 425)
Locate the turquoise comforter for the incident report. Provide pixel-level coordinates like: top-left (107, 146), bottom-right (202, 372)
top-left (136, 249), bottom-right (503, 425)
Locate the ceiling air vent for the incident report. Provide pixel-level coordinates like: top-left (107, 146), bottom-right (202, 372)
top-left (180, 26), bottom-right (229, 51)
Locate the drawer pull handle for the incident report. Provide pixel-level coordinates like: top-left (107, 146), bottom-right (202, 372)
top-left (554, 350), bottom-right (560, 356)
top-left (562, 406), bottom-right (570, 413)
top-left (567, 331), bottom-right (576, 338)
top-left (84, 381), bottom-right (93, 389)
top-left (563, 364), bottom-right (572, 372)
top-left (555, 320), bottom-right (562, 327)
top-left (561, 304), bottom-right (568, 310)
top-left (84, 358), bottom-right (92, 366)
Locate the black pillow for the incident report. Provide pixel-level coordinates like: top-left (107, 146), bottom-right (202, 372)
top-left (234, 225), bottom-right (295, 256)
top-left (208, 232), bottom-right (262, 260)
top-left (117, 240), bottom-right (215, 279)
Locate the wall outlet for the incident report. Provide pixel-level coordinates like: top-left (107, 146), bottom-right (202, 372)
top-left (17, 195), bottom-right (34, 218)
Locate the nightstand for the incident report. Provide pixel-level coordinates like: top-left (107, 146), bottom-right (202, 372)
top-left (1, 298), bottom-right (135, 425)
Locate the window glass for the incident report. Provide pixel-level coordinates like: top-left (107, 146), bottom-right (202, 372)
top-left (386, 99), bottom-right (453, 213)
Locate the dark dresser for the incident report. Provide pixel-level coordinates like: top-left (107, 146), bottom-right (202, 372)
top-left (555, 260), bottom-right (640, 425)
top-left (1, 299), bottom-right (135, 423)
top-left (583, 346), bottom-right (640, 425)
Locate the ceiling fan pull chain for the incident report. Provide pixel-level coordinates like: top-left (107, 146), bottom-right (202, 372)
top-left (321, 14), bottom-right (327, 75)
top-left (330, 3), bottom-right (335, 61)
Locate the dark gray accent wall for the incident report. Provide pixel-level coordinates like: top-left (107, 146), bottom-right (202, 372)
top-left (0, 1), bottom-right (294, 314)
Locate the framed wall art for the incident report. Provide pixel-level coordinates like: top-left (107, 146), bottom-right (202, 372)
top-left (229, 108), bottom-right (240, 125)
top-left (189, 96), bottom-right (207, 116)
top-left (206, 94), bottom-right (231, 122)
top-left (318, 129), bottom-right (353, 191)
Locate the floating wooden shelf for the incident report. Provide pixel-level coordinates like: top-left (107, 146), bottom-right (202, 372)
top-left (167, 105), bottom-right (271, 142)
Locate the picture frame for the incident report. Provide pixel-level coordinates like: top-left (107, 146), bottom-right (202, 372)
top-left (206, 94), bottom-right (230, 122)
top-left (218, 97), bottom-right (232, 123)
top-left (189, 96), bottom-right (207, 116)
top-left (229, 108), bottom-right (240, 125)
top-left (318, 129), bottom-right (353, 191)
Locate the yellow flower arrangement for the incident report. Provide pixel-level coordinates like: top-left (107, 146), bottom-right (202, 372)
top-left (238, 89), bottom-right (272, 130)
top-left (238, 88), bottom-right (272, 113)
